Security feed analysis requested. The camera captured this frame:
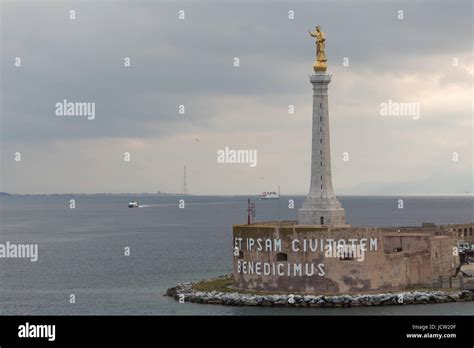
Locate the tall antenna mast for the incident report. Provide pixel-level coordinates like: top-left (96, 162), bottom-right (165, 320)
top-left (183, 165), bottom-right (189, 195)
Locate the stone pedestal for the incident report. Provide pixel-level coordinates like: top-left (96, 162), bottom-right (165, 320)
top-left (298, 73), bottom-right (346, 226)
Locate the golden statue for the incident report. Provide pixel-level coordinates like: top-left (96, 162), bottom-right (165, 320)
top-left (308, 25), bottom-right (327, 72)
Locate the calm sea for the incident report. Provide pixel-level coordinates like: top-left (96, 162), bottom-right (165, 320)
top-left (0, 195), bottom-right (473, 315)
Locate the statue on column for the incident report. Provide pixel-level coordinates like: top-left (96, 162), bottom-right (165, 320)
top-left (308, 25), bottom-right (327, 72)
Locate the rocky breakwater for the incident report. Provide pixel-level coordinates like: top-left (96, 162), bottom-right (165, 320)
top-left (166, 280), bottom-right (474, 307)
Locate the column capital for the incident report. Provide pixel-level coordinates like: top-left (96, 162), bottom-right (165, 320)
top-left (309, 74), bottom-right (332, 84)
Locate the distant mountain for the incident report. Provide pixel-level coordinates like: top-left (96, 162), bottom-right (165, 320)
top-left (0, 192), bottom-right (11, 196)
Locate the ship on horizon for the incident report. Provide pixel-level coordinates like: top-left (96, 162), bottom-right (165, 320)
top-left (259, 192), bottom-right (280, 200)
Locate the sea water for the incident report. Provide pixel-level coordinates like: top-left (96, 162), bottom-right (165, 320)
top-left (0, 195), bottom-right (472, 315)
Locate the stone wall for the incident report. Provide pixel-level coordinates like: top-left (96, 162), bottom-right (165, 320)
top-left (232, 222), bottom-right (460, 294)
top-left (431, 235), bottom-right (458, 279)
top-left (442, 223), bottom-right (474, 245)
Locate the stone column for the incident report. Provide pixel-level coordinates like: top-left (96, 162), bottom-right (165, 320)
top-left (298, 73), bottom-right (346, 226)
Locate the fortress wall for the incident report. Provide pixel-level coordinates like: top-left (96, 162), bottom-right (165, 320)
top-left (405, 250), bottom-right (431, 286)
top-left (430, 235), bottom-right (458, 278)
top-left (401, 235), bottom-right (430, 251)
top-left (383, 253), bottom-right (408, 289)
top-left (440, 223), bottom-right (474, 244)
top-left (233, 223), bottom-right (459, 294)
top-left (233, 225), bottom-right (383, 293)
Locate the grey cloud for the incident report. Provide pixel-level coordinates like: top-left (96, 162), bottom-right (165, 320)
top-left (1, 0), bottom-right (472, 194)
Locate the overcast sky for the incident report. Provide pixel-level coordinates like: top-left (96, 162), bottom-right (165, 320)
top-left (1, 0), bottom-right (472, 195)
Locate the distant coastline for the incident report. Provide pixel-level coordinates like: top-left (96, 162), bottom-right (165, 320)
top-left (0, 192), bottom-right (194, 197)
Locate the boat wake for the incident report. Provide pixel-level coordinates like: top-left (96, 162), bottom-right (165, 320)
top-left (138, 202), bottom-right (242, 208)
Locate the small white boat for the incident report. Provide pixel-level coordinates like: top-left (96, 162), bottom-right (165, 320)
top-left (259, 192), bottom-right (280, 200)
top-left (128, 201), bottom-right (139, 208)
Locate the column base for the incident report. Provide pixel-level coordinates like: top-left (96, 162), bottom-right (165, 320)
top-left (297, 207), bottom-right (347, 227)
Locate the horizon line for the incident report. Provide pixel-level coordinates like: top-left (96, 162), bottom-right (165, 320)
top-left (1, 192), bottom-right (473, 197)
